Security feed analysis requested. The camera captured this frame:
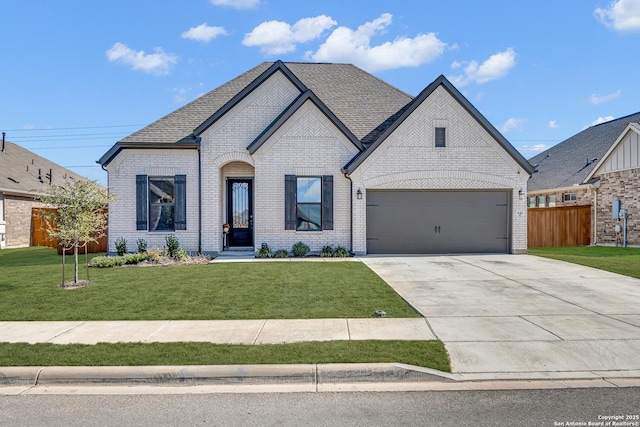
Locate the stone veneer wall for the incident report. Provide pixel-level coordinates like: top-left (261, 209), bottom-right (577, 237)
top-left (594, 168), bottom-right (640, 246)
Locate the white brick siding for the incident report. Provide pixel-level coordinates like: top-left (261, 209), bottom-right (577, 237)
top-left (348, 86), bottom-right (529, 254)
top-left (105, 148), bottom-right (199, 253)
top-left (105, 72), bottom-right (528, 256)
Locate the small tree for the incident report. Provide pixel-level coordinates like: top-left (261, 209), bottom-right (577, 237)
top-left (37, 180), bottom-right (115, 285)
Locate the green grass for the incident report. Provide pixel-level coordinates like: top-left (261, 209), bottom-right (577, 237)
top-left (0, 247), bottom-right (420, 320)
top-left (529, 246), bottom-right (640, 279)
top-left (0, 341), bottom-right (450, 371)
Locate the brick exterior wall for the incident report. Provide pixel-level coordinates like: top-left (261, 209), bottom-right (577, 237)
top-left (3, 195), bottom-right (47, 247)
top-left (594, 168), bottom-right (640, 246)
top-left (527, 187), bottom-right (592, 208)
top-left (105, 149), bottom-right (200, 253)
top-left (348, 85), bottom-right (529, 254)
top-left (105, 71), bottom-right (529, 255)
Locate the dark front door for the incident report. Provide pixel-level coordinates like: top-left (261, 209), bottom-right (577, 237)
top-left (227, 179), bottom-right (253, 247)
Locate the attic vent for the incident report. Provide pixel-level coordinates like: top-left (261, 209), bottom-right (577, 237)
top-left (8, 177), bottom-right (19, 183)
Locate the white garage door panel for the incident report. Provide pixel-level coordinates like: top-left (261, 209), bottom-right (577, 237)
top-left (366, 190), bottom-right (510, 254)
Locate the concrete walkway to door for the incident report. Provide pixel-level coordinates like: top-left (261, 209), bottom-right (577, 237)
top-left (361, 254), bottom-right (640, 380)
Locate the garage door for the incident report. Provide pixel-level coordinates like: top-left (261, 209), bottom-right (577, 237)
top-left (366, 190), bottom-right (510, 254)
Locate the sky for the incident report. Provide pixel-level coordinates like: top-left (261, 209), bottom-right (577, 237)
top-left (2, 0), bottom-right (640, 186)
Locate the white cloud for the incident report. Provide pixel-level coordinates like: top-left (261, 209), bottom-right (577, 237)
top-left (307, 13), bottom-right (446, 72)
top-left (590, 116), bottom-right (615, 126)
top-left (181, 23), bottom-right (228, 43)
top-left (500, 118), bottom-right (526, 134)
top-left (595, 0), bottom-right (640, 31)
top-left (106, 42), bottom-right (177, 75)
top-left (243, 15), bottom-right (337, 55)
top-left (449, 48), bottom-right (516, 87)
top-left (589, 89), bottom-right (622, 105)
top-left (519, 144), bottom-right (551, 155)
top-left (210, 0), bottom-right (259, 9)
top-left (548, 120), bottom-right (559, 129)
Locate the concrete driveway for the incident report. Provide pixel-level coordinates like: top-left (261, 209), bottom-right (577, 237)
top-left (361, 254), bottom-right (640, 379)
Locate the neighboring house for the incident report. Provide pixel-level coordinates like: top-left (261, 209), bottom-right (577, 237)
top-left (528, 112), bottom-right (640, 246)
top-left (98, 61), bottom-right (533, 256)
top-left (0, 137), bottom-right (87, 248)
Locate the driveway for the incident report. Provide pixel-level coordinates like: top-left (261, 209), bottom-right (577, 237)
top-left (361, 254), bottom-right (640, 379)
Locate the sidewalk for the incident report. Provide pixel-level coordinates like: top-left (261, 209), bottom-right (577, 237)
top-left (0, 318), bottom-right (435, 345)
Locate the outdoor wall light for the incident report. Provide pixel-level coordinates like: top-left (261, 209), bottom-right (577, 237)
top-left (356, 188), bottom-right (363, 200)
top-left (518, 188), bottom-right (524, 200)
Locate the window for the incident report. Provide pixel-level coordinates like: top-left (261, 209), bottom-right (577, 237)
top-left (537, 195), bottom-right (546, 208)
top-left (435, 127), bottom-right (446, 147)
top-left (548, 195), bottom-right (556, 207)
top-left (136, 175), bottom-right (186, 231)
top-left (563, 193), bottom-right (577, 202)
top-left (528, 196), bottom-right (536, 208)
top-left (296, 177), bottom-right (321, 231)
top-left (285, 175), bottom-right (333, 231)
top-left (149, 177), bottom-right (175, 231)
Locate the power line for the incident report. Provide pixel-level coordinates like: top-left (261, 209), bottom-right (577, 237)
top-left (10, 131), bottom-right (128, 139)
top-left (3, 124), bottom-right (144, 132)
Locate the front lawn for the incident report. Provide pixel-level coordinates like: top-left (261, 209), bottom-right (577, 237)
top-left (0, 341), bottom-right (450, 371)
top-left (0, 247), bottom-right (420, 321)
top-left (529, 246), bottom-right (640, 279)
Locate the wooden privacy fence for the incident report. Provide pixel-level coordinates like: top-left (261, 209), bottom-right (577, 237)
top-left (31, 207), bottom-right (108, 254)
top-left (528, 205), bottom-right (591, 248)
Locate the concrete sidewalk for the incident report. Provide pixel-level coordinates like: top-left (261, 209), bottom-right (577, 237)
top-left (0, 318), bottom-right (435, 345)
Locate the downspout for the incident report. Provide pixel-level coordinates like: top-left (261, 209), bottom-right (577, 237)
top-left (100, 162), bottom-right (110, 254)
top-left (198, 144), bottom-right (202, 254)
top-left (343, 172), bottom-right (354, 254)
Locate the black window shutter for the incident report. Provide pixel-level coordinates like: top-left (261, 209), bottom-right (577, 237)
top-left (322, 175), bottom-right (333, 230)
top-left (135, 175), bottom-right (148, 230)
top-left (174, 174), bottom-right (187, 230)
top-left (284, 175), bottom-right (296, 230)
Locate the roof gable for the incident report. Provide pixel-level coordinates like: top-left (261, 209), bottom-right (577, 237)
top-left (586, 122), bottom-right (640, 181)
top-left (528, 112), bottom-right (640, 191)
top-left (246, 90), bottom-right (364, 154)
top-left (193, 61), bottom-right (308, 137)
top-left (344, 75), bottom-right (533, 175)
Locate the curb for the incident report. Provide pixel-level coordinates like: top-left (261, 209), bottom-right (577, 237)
top-left (0, 363), bottom-right (451, 386)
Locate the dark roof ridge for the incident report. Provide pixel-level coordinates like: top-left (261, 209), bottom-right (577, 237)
top-left (247, 90), bottom-right (364, 154)
top-left (344, 74), bottom-right (533, 175)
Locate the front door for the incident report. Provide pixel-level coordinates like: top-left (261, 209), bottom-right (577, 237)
top-left (226, 179), bottom-right (253, 247)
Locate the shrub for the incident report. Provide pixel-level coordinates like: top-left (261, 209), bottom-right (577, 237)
top-left (89, 253), bottom-right (150, 268)
top-left (173, 249), bottom-right (190, 261)
top-left (165, 235), bottom-right (180, 259)
top-left (273, 249), bottom-right (290, 258)
top-left (114, 237), bottom-right (127, 256)
top-left (146, 247), bottom-right (163, 263)
top-left (333, 246), bottom-right (350, 257)
top-left (136, 238), bottom-right (148, 254)
top-left (320, 245), bottom-right (334, 257)
top-left (257, 244), bottom-right (272, 258)
top-left (291, 241), bottom-right (310, 257)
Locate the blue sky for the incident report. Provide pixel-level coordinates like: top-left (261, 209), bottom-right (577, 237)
top-left (2, 0), bottom-right (639, 186)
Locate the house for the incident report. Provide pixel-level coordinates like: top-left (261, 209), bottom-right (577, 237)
top-left (527, 112), bottom-right (640, 246)
top-left (0, 136), bottom-right (87, 248)
top-left (98, 61), bottom-right (533, 256)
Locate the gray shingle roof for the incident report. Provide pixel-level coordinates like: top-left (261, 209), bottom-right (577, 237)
top-left (116, 61), bottom-right (412, 145)
top-left (0, 140), bottom-right (88, 196)
top-left (528, 112), bottom-right (640, 191)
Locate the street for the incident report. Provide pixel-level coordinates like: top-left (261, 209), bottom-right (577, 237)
top-left (1, 388), bottom-right (639, 427)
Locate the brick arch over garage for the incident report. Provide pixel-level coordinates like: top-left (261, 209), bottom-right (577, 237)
top-left (362, 170), bottom-right (516, 190)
